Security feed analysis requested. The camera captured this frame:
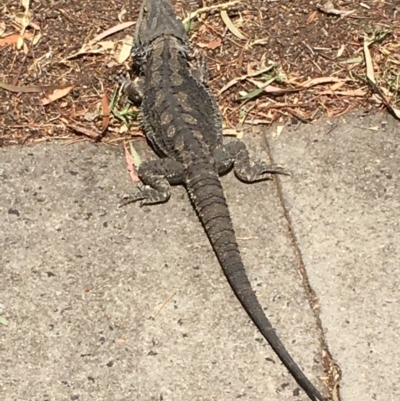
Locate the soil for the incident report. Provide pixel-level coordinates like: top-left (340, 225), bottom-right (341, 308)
top-left (0, 0), bottom-right (399, 146)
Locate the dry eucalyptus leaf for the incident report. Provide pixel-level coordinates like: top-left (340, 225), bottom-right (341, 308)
top-left (220, 10), bottom-right (245, 40)
top-left (118, 35), bottom-right (134, 63)
top-left (317, 1), bottom-right (356, 17)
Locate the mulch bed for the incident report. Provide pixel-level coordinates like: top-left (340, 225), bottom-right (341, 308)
top-left (0, 0), bottom-right (399, 147)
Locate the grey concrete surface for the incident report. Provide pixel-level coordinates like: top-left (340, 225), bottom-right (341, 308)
top-left (0, 111), bottom-right (398, 401)
top-left (267, 111), bottom-right (400, 401)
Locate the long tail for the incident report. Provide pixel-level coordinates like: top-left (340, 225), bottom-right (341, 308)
top-left (187, 165), bottom-right (325, 401)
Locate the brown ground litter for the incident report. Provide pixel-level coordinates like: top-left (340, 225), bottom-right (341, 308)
top-left (0, 0), bottom-right (399, 146)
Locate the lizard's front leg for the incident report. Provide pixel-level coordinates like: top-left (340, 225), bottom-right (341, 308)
top-left (214, 140), bottom-right (289, 182)
top-left (120, 158), bottom-right (185, 207)
top-left (121, 76), bottom-right (144, 104)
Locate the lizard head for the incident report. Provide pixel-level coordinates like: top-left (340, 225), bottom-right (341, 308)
top-left (134, 0), bottom-right (188, 48)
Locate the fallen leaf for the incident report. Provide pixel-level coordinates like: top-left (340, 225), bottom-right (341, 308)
top-left (274, 125), bottom-right (284, 137)
top-left (117, 35), bottom-right (133, 63)
top-left (218, 64), bottom-right (275, 95)
top-left (118, 9), bottom-right (127, 22)
top-left (21, 0), bottom-right (31, 10)
top-left (0, 81), bottom-right (71, 93)
top-left (220, 10), bottom-right (246, 40)
top-left (307, 10), bottom-right (318, 24)
top-left (302, 77), bottom-right (348, 88)
top-left (17, 1), bottom-right (33, 50)
top-left (64, 42), bottom-right (113, 60)
top-left (319, 89), bottom-right (367, 97)
top-left (97, 40), bottom-right (115, 51)
top-left (101, 92), bottom-right (110, 134)
top-left (13, 16), bottom-right (40, 31)
top-left (182, 0), bottom-right (240, 25)
top-left (237, 77), bottom-right (277, 100)
top-left (363, 35), bottom-right (375, 83)
top-left (368, 79), bottom-right (400, 119)
top-left (250, 38), bottom-right (269, 46)
top-left (317, 1), bottom-right (356, 17)
top-left (119, 124), bottom-right (129, 134)
top-left (245, 118), bottom-right (272, 125)
top-left (223, 128), bottom-right (243, 138)
top-left (257, 102), bottom-right (310, 110)
top-left (64, 35), bottom-right (120, 61)
top-left (22, 40), bottom-right (28, 54)
top-left (32, 31), bottom-right (42, 45)
top-left (197, 37), bottom-right (222, 50)
top-left (124, 141), bottom-right (141, 182)
top-left (0, 22), bottom-right (6, 36)
top-left (337, 44), bottom-right (345, 58)
top-left (247, 79), bottom-right (303, 95)
top-left (329, 81), bottom-right (345, 91)
top-left (0, 32), bottom-right (33, 47)
top-left (89, 21), bottom-right (135, 46)
top-left (68, 124), bottom-right (100, 139)
top-left (339, 56), bottom-right (363, 64)
top-left (40, 86), bottom-right (74, 105)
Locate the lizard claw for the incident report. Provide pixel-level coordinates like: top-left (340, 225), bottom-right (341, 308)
top-left (264, 163), bottom-right (292, 177)
top-left (254, 162), bottom-right (291, 177)
top-left (118, 186), bottom-right (146, 208)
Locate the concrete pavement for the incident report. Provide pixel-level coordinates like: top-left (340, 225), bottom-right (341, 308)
top-left (0, 111), bottom-right (398, 401)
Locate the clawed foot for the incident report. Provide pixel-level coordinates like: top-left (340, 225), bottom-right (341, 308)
top-left (235, 162), bottom-right (291, 182)
top-left (258, 163), bottom-right (292, 177)
top-left (118, 186), bottom-right (147, 208)
top-left (118, 184), bottom-right (170, 208)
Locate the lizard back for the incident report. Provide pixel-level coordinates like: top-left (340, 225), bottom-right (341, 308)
top-left (140, 35), bottom-right (223, 165)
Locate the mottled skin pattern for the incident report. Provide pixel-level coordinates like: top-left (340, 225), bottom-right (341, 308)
top-left (122, 1), bottom-right (326, 400)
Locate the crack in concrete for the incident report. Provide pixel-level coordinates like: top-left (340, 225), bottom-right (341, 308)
top-left (264, 131), bottom-right (342, 401)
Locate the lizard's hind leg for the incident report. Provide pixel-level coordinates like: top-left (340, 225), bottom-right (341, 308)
top-left (214, 140), bottom-right (290, 183)
top-left (120, 158), bottom-right (185, 207)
